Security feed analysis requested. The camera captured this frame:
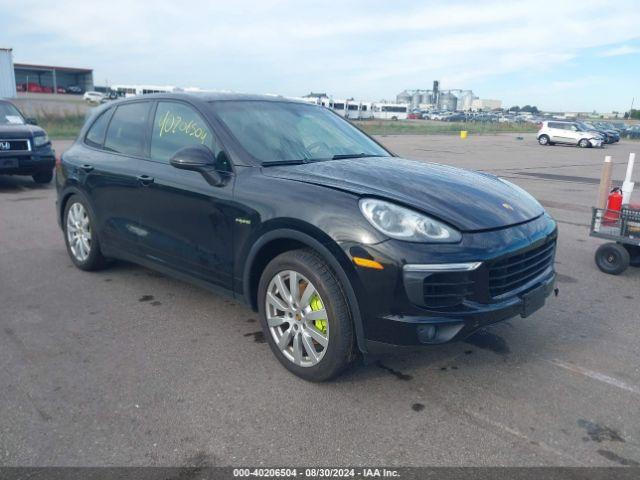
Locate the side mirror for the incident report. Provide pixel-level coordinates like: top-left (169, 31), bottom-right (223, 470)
top-left (169, 145), bottom-right (224, 186)
top-left (25, 117), bottom-right (38, 125)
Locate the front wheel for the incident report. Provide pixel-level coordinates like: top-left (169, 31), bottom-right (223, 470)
top-left (578, 138), bottom-right (590, 148)
top-left (63, 195), bottom-right (110, 271)
top-left (258, 249), bottom-right (354, 381)
top-left (595, 243), bottom-right (630, 275)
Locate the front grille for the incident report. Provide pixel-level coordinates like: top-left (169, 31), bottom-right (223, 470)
top-left (0, 139), bottom-right (30, 152)
top-left (488, 239), bottom-right (556, 298)
top-left (423, 272), bottom-right (474, 308)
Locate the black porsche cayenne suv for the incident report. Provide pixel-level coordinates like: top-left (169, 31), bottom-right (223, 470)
top-left (56, 93), bottom-right (557, 381)
top-left (0, 99), bottom-right (55, 183)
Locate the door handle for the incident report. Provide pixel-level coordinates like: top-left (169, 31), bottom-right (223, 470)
top-left (137, 174), bottom-right (155, 186)
top-left (80, 164), bottom-right (94, 172)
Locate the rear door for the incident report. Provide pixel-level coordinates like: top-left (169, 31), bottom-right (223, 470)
top-left (547, 122), bottom-right (565, 143)
top-left (79, 101), bottom-right (151, 254)
top-left (135, 100), bottom-right (235, 289)
top-left (550, 123), bottom-right (572, 144)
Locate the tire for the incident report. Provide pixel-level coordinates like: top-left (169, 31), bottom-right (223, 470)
top-left (623, 244), bottom-right (640, 267)
top-left (578, 139), bottom-right (590, 148)
top-left (258, 248), bottom-right (354, 381)
top-left (538, 135), bottom-right (550, 146)
top-left (32, 170), bottom-right (53, 184)
top-left (63, 194), bottom-right (110, 271)
top-left (595, 243), bottom-right (630, 275)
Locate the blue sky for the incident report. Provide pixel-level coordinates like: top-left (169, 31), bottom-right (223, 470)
top-left (1, 0), bottom-right (639, 112)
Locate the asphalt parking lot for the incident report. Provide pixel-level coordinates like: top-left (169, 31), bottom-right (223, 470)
top-left (1, 134), bottom-right (639, 467)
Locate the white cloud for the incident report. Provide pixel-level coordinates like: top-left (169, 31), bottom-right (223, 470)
top-left (1, 0), bottom-right (639, 110)
top-left (598, 45), bottom-right (640, 57)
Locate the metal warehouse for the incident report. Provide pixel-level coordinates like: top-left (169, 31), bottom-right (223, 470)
top-left (0, 48), bottom-right (17, 98)
top-left (13, 62), bottom-right (94, 94)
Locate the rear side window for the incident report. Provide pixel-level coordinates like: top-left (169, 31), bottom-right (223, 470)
top-left (85, 109), bottom-right (112, 148)
top-left (104, 102), bottom-right (151, 156)
top-left (150, 101), bottom-right (216, 163)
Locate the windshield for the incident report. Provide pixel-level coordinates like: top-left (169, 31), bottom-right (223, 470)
top-left (0, 102), bottom-right (25, 125)
top-left (213, 100), bottom-right (391, 164)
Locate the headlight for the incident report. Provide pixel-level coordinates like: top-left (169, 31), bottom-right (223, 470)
top-left (359, 198), bottom-right (461, 243)
top-left (33, 135), bottom-right (50, 147)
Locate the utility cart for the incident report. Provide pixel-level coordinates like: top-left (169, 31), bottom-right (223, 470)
top-left (590, 206), bottom-right (640, 274)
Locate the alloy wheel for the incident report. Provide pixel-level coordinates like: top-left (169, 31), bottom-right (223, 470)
top-left (66, 202), bottom-right (92, 262)
top-left (265, 270), bottom-right (329, 367)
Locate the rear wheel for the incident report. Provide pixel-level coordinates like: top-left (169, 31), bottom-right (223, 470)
top-left (578, 138), bottom-right (590, 148)
top-left (595, 242), bottom-right (630, 275)
top-left (538, 135), bottom-right (550, 145)
top-left (32, 170), bottom-right (53, 184)
top-left (258, 249), bottom-right (354, 381)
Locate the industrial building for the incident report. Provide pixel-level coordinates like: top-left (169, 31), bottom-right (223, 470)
top-left (14, 63), bottom-right (94, 94)
top-left (471, 98), bottom-right (502, 111)
top-left (0, 48), bottom-right (17, 98)
top-left (396, 81), bottom-right (502, 112)
top-left (0, 48), bottom-right (94, 97)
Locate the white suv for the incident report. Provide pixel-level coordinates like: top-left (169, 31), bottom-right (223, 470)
top-left (537, 121), bottom-right (603, 148)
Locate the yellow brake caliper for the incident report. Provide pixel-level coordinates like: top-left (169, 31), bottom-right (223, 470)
top-left (309, 294), bottom-right (327, 335)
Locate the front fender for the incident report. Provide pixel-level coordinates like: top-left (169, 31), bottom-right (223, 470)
top-left (241, 227), bottom-right (370, 354)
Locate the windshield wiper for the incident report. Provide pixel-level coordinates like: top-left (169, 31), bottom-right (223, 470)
top-left (331, 153), bottom-right (385, 160)
top-left (261, 159), bottom-right (308, 167)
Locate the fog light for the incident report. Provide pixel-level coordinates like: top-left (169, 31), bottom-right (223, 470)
top-left (417, 325), bottom-right (437, 343)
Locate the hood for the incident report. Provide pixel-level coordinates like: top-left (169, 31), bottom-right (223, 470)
top-left (262, 157), bottom-right (545, 232)
top-left (0, 124), bottom-right (44, 139)
top-left (585, 130), bottom-right (603, 137)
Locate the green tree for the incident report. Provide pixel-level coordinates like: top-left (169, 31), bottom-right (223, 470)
top-left (509, 105), bottom-right (520, 112)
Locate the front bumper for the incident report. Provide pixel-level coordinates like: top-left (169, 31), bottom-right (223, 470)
top-left (0, 150), bottom-right (55, 175)
top-left (343, 214), bottom-right (558, 352)
top-left (365, 270), bottom-right (555, 353)
top-left (589, 138), bottom-right (603, 147)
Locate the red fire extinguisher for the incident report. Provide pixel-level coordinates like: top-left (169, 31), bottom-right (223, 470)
top-left (603, 187), bottom-right (623, 223)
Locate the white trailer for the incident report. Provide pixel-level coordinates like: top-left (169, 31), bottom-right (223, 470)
top-left (330, 99), bottom-right (347, 117)
top-left (372, 103), bottom-right (408, 120)
top-left (359, 102), bottom-right (374, 119)
top-left (317, 97), bottom-right (373, 119)
top-left (111, 84), bottom-right (181, 98)
top-left (345, 100), bottom-right (360, 119)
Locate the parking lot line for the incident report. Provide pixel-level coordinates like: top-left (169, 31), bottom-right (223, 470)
top-left (458, 408), bottom-right (583, 464)
top-left (549, 359), bottom-right (640, 396)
